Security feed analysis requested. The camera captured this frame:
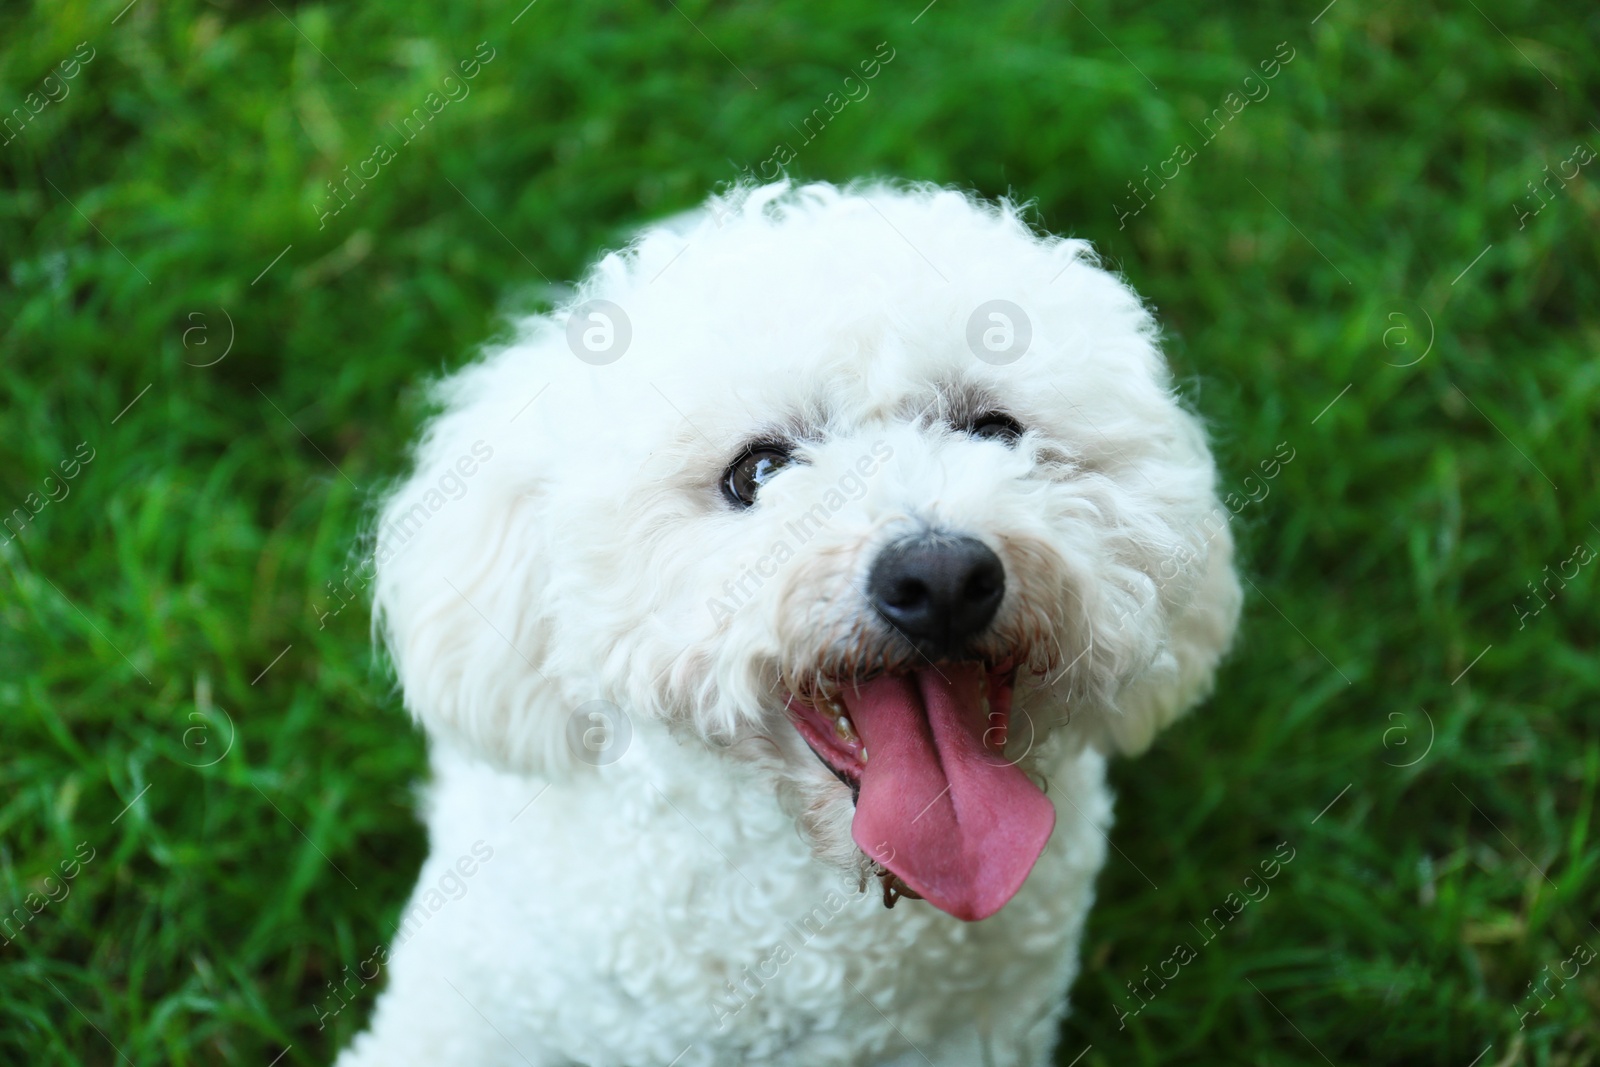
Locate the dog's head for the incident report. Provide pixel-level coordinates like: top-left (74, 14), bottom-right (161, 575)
top-left (373, 181), bottom-right (1240, 922)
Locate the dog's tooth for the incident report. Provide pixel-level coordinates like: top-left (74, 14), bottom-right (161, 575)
top-left (835, 715), bottom-right (857, 744)
top-left (859, 747), bottom-right (868, 763)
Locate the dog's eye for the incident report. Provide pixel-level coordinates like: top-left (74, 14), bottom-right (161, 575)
top-left (723, 446), bottom-right (794, 508)
top-left (968, 412), bottom-right (1024, 445)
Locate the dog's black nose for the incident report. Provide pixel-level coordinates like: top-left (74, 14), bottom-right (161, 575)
top-left (867, 535), bottom-right (1005, 655)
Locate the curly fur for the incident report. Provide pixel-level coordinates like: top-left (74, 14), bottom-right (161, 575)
top-left (337, 180), bottom-right (1241, 1066)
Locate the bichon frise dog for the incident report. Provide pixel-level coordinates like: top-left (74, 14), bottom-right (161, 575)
top-left (337, 181), bottom-right (1240, 1067)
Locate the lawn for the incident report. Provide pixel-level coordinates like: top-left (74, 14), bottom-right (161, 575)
top-left (1, 0), bottom-right (1596, 1064)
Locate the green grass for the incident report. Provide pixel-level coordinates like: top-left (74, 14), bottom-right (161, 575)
top-left (2, 0), bottom-right (1597, 1063)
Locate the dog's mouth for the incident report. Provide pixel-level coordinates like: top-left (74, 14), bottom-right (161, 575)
top-left (786, 660), bottom-right (1056, 922)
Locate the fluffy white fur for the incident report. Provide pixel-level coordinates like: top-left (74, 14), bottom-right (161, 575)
top-left (337, 181), bottom-right (1241, 1066)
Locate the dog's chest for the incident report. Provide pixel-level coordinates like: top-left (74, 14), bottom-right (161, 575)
top-left (423, 743), bottom-right (1110, 1066)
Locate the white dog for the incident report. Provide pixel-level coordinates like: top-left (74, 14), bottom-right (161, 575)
top-left (336, 181), bottom-right (1240, 1067)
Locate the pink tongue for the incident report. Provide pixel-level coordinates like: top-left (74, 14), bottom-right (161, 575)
top-left (845, 665), bottom-right (1055, 921)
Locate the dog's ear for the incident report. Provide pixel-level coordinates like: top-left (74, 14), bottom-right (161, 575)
top-left (1095, 516), bottom-right (1242, 756)
top-left (370, 388), bottom-right (578, 775)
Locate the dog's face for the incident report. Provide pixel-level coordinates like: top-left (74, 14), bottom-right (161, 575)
top-left (373, 183), bottom-right (1241, 922)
